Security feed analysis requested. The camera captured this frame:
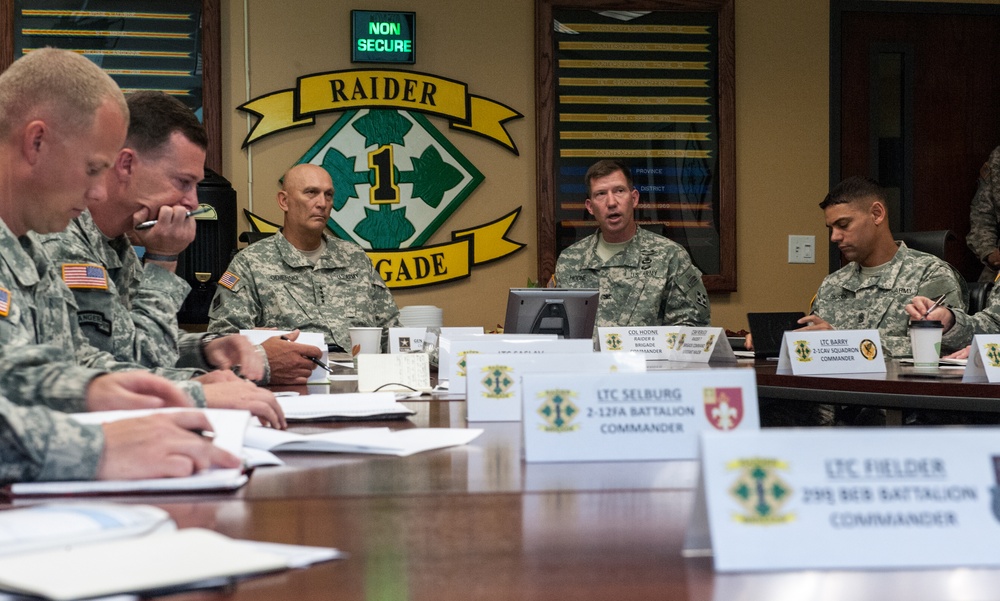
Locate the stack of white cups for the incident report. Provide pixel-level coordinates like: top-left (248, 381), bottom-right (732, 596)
top-left (399, 305), bottom-right (444, 328)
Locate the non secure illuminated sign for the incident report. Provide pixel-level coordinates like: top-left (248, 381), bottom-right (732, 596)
top-left (352, 10), bottom-right (415, 64)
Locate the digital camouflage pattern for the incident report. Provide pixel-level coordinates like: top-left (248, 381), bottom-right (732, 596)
top-left (944, 283), bottom-right (1000, 349)
top-left (0, 396), bottom-right (103, 484)
top-left (966, 145), bottom-right (1000, 281)
top-left (208, 232), bottom-right (401, 351)
top-left (0, 219), bottom-right (204, 410)
top-left (554, 227), bottom-right (710, 334)
top-left (40, 210), bottom-right (212, 372)
top-left (811, 242), bottom-right (968, 357)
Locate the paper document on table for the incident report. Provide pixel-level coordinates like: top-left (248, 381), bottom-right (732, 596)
top-left (0, 503), bottom-right (174, 557)
top-left (7, 409), bottom-right (252, 497)
top-left (244, 426), bottom-right (483, 457)
top-left (356, 354), bottom-right (431, 392)
top-left (0, 528), bottom-right (325, 601)
top-left (278, 392), bottom-right (415, 421)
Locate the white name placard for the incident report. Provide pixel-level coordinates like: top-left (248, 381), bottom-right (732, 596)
top-left (698, 428), bottom-right (1000, 572)
top-left (521, 370), bottom-right (759, 463)
top-left (388, 327), bottom-right (426, 354)
top-left (465, 352), bottom-right (647, 422)
top-left (963, 334), bottom-right (1000, 383)
top-left (675, 327), bottom-right (737, 363)
top-left (776, 329), bottom-right (886, 375)
top-left (446, 337), bottom-right (588, 392)
top-left (434, 327), bottom-right (486, 380)
top-left (598, 326), bottom-right (677, 356)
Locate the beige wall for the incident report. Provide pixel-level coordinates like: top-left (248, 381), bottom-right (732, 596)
top-left (219, 0), bottom-right (834, 332)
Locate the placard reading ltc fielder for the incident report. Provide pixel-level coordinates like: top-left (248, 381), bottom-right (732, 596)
top-left (521, 370), bottom-right (759, 463)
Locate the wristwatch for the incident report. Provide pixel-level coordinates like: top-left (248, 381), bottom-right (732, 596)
top-left (199, 333), bottom-right (226, 368)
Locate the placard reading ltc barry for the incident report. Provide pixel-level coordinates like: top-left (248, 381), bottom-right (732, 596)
top-left (777, 329), bottom-right (885, 375)
top-left (699, 429), bottom-right (1000, 572)
top-left (521, 370), bottom-right (759, 463)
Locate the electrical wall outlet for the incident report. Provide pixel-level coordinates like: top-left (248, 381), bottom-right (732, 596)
top-left (788, 235), bottom-right (815, 263)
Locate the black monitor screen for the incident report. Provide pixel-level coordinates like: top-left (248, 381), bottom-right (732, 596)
top-left (503, 288), bottom-right (598, 339)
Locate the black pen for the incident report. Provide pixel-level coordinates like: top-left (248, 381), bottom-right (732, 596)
top-left (280, 335), bottom-right (334, 374)
top-left (135, 206), bottom-right (211, 231)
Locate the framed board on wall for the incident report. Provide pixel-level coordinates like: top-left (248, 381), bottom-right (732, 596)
top-left (536, 0), bottom-right (736, 292)
top-left (0, 0), bottom-right (222, 172)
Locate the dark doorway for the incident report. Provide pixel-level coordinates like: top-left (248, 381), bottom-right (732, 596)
top-left (831, 1), bottom-right (1000, 280)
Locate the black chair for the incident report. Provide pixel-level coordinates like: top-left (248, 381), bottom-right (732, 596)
top-left (894, 230), bottom-right (956, 261)
top-left (968, 280), bottom-right (995, 315)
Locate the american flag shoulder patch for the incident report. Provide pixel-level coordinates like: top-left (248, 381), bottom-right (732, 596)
top-left (61, 264), bottom-right (108, 290)
top-left (0, 286), bottom-right (10, 317)
top-left (219, 271), bottom-right (240, 290)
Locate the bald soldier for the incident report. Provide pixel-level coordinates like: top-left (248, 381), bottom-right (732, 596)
top-left (209, 163), bottom-right (401, 359)
top-left (0, 48), bottom-right (238, 483)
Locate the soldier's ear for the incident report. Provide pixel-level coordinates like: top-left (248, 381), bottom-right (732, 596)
top-left (870, 200), bottom-right (887, 225)
top-left (584, 198), bottom-right (595, 216)
top-left (115, 149), bottom-right (135, 178)
top-left (276, 190), bottom-right (290, 212)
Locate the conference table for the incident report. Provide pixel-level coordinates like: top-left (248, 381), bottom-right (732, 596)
top-left (10, 362), bottom-right (1000, 600)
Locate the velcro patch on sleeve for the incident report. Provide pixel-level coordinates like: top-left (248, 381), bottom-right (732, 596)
top-left (219, 271), bottom-right (240, 290)
top-left (61, 264), bottom-right (108, 290)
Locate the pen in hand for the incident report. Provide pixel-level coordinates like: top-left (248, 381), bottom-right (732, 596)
top-left (921, 294), bottom-right (948, 319)
top-left (279, 335), bottom-right (334, 374)
top-left (135, 206), bottom-right (211, 231)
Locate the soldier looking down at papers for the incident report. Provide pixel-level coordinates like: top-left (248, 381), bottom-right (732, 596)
top-left (0, 48), bottom-right (240, 483)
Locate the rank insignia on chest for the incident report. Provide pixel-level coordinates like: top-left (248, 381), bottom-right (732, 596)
top-left (61, 264), bottom-right (108, 290)
top-left (0, 286), bottom-right (9, 317)
top-left (219, 271), bottom-right (240, 290)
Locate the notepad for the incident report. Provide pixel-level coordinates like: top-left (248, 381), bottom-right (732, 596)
top-left (278, 392), bottom-right (415, 421)
top-left (244, 426), bottom-right (483, 457)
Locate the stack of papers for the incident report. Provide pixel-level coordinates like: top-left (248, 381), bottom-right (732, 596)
top-left (244, 426), bottom-right (483, 457)
top-left (7, 408), bottom-right (252, 497)
top-left (278, 392), bottom-right (416, 421)
top-left (0, 503), bottom-right (341, 600)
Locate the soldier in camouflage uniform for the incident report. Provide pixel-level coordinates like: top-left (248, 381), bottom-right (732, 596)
top-left (40, 92), bottom-right (272, 379)
top-left (0, 48), bottom-right (239, 482)
top-left (209, 164), bottom-right (401, 352)
top-left (553, 159), bottom-right (710, 333)
top-left (966, 146), bottom-right (1000, 282)
top-left (908, 285), bottom-right (1000, 353)
top-left (806, 176), bottom-right (968, 358)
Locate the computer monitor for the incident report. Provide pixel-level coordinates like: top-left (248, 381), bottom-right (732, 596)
top-left (503, 288), bottom-right (599, 338)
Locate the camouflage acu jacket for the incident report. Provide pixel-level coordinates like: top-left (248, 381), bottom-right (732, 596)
top-left (811, 242), bottom-right (968, 357)
top-left (554, 227), bottom-right (710, 334)
top-left (208, 232), bottom-right (400, 351)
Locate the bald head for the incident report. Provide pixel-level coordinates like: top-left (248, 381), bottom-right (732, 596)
top-left (277, 164), bottom-right (334, 250)
top-left (0, 47), bottom-right (127, 140)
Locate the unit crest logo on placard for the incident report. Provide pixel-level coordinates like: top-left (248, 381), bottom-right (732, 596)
top-left (605, 332), bottom-right (623, 351)
top-left (537, 389), bottom-right (580, 432)
top-left (703, 387), bottom-right (743, 430)
top-left (986, 343), bottom-right (1000, 368)
top-left (665, 332), bottom-right (678, 351)
top-left (703, 334), bottom-right (715, 353)
top-left (859, 338), bottom-right (878, 361)
top-left (794, 340), bottom-right (812, 362)
top-left (481, 365), bottom-right (515, 399)
top-left (727, 458), bottom-right (795, 525)
top-left (456, 350), bottom-right (479, 377)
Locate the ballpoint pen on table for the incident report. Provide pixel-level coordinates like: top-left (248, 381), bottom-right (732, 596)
top-left (135, 206), bottom-right (211, 231)
top-left (279, 335), bottom-right (334, 374)
top-left (921, 293), bottom-right (948, 319)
